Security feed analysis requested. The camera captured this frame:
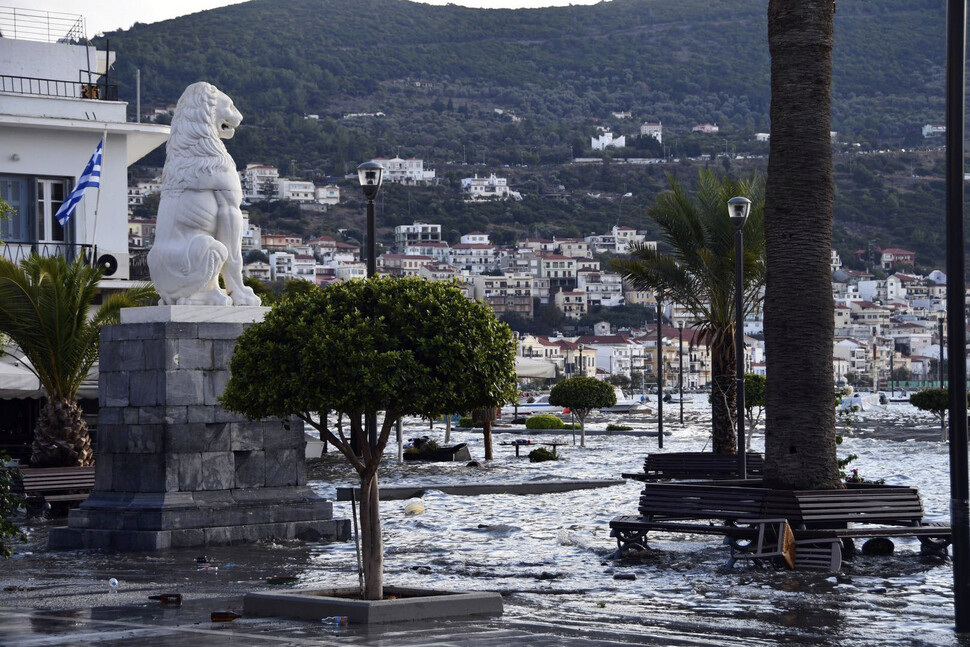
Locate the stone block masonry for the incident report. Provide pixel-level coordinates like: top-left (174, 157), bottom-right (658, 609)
top-left (49, 306), bottom-right (349, 551)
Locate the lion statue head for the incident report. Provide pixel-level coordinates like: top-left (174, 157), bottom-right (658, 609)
top-left (162, 82), bottom-right (242, 189)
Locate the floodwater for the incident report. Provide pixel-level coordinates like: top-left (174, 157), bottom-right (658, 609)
top-left (2, 396), bottom-right (966, 646)
top-left (298, 397), bottom-right (963, 646)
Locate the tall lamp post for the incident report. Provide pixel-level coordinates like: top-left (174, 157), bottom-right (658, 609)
top-left (936, 314), bottom-right (946, 389)
top-left (727, 196), bottom-right (751, 478)
top-left (656, 294), bottom-right (664, 449)
top-left (678, 321), bottom-right (684, 424)
top-left (945, 0), bottom-right (970, 629)
top-left (357, 161), bottom-right (384, 451)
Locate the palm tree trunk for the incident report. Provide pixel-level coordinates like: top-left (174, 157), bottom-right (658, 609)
top-left (359, 469), bottom-right (383, 600)
top-left (709, 326), bottom-right (737, 455)
top-left (763, 0), bottom-right (841, 490)
top-left (31, 398), bottom-right (93, 468)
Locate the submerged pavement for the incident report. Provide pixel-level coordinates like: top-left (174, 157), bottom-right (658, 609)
top-left (0, 522), bottom-right (726, 646)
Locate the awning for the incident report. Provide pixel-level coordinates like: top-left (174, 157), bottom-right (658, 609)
top-left (515, 356), bottom-right (557, 379)
top-left (0, 359), bottom-right (40, 399)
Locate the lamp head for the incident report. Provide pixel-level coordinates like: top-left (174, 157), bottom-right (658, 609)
top-left (357, 161), bottom-right (384, 200)
top-left (727, 196), bottom-right (751, 230)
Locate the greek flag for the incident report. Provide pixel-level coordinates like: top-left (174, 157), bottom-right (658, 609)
top-left (55, 138), bottom-right (103, 226)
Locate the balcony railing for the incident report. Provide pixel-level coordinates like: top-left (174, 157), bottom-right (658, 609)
top-left (1, 242), bottom-right (95, 265)
top-left (0, 6), bottom-right (85, 43)
top-left (0, 74), bottom-right (118, 101)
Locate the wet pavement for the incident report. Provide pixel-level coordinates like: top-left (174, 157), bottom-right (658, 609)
top-left (2, 398), bottom-right (970, 646)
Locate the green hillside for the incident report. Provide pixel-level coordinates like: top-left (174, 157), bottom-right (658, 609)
top-left (105, 0), bottom-right (951, 270)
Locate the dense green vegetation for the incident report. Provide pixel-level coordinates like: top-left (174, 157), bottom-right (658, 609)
top-left (105, 0), bottom-right (952, 269)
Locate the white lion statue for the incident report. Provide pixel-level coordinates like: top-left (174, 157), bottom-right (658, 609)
top-left (147, 82), bottom-right (260, 306)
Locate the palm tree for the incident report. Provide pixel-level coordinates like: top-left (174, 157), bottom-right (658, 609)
top-left (762, 0), bottom-right (841, 489)
top-left (612, 170), bottom-right (765, 454)
top-left (0, 254), bottom-right (156, 467)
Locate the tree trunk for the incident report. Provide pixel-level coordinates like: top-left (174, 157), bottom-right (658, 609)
top-left (709, 326), bottom-right (737, 455)
top-left (763, 0), bottom-right (842, 490)
top-left (578, 412), bottom-right (586, 448)
top-left (31, 397), bottom-right (93, 467)
top-left (475, 408), bottom-right (495, 460)
top-left (359, 469), bottom-right (383, 600)
top-left (483, 417), bottom-right (494, 460)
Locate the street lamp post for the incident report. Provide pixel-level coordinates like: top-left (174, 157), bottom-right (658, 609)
top-left (357, 161), bottom-right (384, 452)
top-left (728, 196), bottom-right (751, 477)
top-left (678, 321), bottom-right (684, 424)
top-left (944, 0), bottom-right (970, 629)
top-left (656, 295), bottom-right (664, 449)
top-left (936, 315), bottom-right (946, 389)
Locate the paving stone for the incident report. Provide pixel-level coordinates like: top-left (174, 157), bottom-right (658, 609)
top-left (175, 338), bottom-right (212, 370)
top-left (231, 422), bottom-right (263, 451)
top-left (265, 449), bottom-right (298, 487)
top-left (102, 372), bottom-right (129, 407)
top-left (178, 453), bottom-right (203, 491)
top-left (164, 369), bottom-right (204, 406)
top-left (234, 450), bottom-right (265, 488)
top-left (202, 451), bottom-right (235, 490)
top-left (119, 340), bottom-right (146, 371)
top-left (203, 369), bottom-right (230, 405)
top-left (129, 371), bottom-right (160, 407)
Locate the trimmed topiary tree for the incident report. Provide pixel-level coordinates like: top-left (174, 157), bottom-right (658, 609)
top-left (548, 377), bottom-right (616, 447)
top-left (525, 413), bottom-right (565, 430)
top-left (221, 277), bottom-right (517, 600)
top-left (910, 388), bottom-right (968, 442)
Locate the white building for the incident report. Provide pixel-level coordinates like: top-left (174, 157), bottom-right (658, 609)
top-left (240, 163), bottom-right (279, 201)
top-left (461, 231), bottom-right (490, 245)
top-left (241, 212), bottom-right (261, 251)
top-left (461, 174), bottom-right (520, 201)
top-left (922, 124), bottom-right (946, 138)
top-left (449, 243), bottom-right (496, 273)
top-left (277, 178), bottom-right (315, 202)
top-left (640, 122), bottom-right (662, 144)
top-left (269, 252), bottom-right (295, 281)
top-left (591, 131), bottom-right (626, 150)
top-left (0, 27), bottom-right (169, 282)
top-left (315, 184), bottom-right (340, 205)
top-left (371, 156), bottom-right (435, 185)
top-left (692, 123), bottom-right (719, 134)
top-left (395, 222), bottom-right (442, 250)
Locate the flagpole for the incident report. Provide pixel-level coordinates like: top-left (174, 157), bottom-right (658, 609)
top-left (90, 127), bottom-right (107, 265)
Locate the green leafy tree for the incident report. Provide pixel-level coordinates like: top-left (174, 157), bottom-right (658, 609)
top-left (611, 170), bottom-right (765, 455)
top-left (221, 277), bottom-right (517, 600)
top-left (548, 376), bottom-right (616, 447)
top-left (743, 373), bottom-right (766, 451)
top-left (0, 255), bottom-right (156, 467)
top-left (909, 388), bottom-right (967, 442)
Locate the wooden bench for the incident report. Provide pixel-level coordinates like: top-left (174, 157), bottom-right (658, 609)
top-left (610, 481), bottom-right (951, 567)
top-left (8, 466), bottom-right (96, 515)
top-left (610, 483), bottom-right (769, 557)
top-left (762, 485), bottom-right (952, 558)
top-left (621, 452), bottom-right (764, 482)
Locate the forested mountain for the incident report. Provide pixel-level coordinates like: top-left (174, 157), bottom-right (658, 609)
top-left (103, 0), bottom-right (951, 271)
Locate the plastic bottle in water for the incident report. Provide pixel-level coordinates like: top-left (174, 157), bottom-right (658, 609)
top-left (321, 615), bottom-right (349, 632)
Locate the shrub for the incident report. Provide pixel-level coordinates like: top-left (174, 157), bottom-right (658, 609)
top-left (0, 452), bottom-right (25, 558)
top-left (458, 416), bottom-right (480, 428)
top-left (526, 414), bottom-right (564, 429)
top-left (606, 423), bottom-right (633, 431)
top-left (528, 447), bottom-right (559, 462)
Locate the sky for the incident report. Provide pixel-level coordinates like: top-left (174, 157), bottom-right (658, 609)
top-left (11, 1), bottom-right (608, 39)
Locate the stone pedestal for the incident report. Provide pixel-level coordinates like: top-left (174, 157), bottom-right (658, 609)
top-left (49, 306), bottom-right (349, 551)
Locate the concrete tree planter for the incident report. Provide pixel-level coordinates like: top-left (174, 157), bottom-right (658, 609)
top-left (243, 586), bottom-right (503, 624)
